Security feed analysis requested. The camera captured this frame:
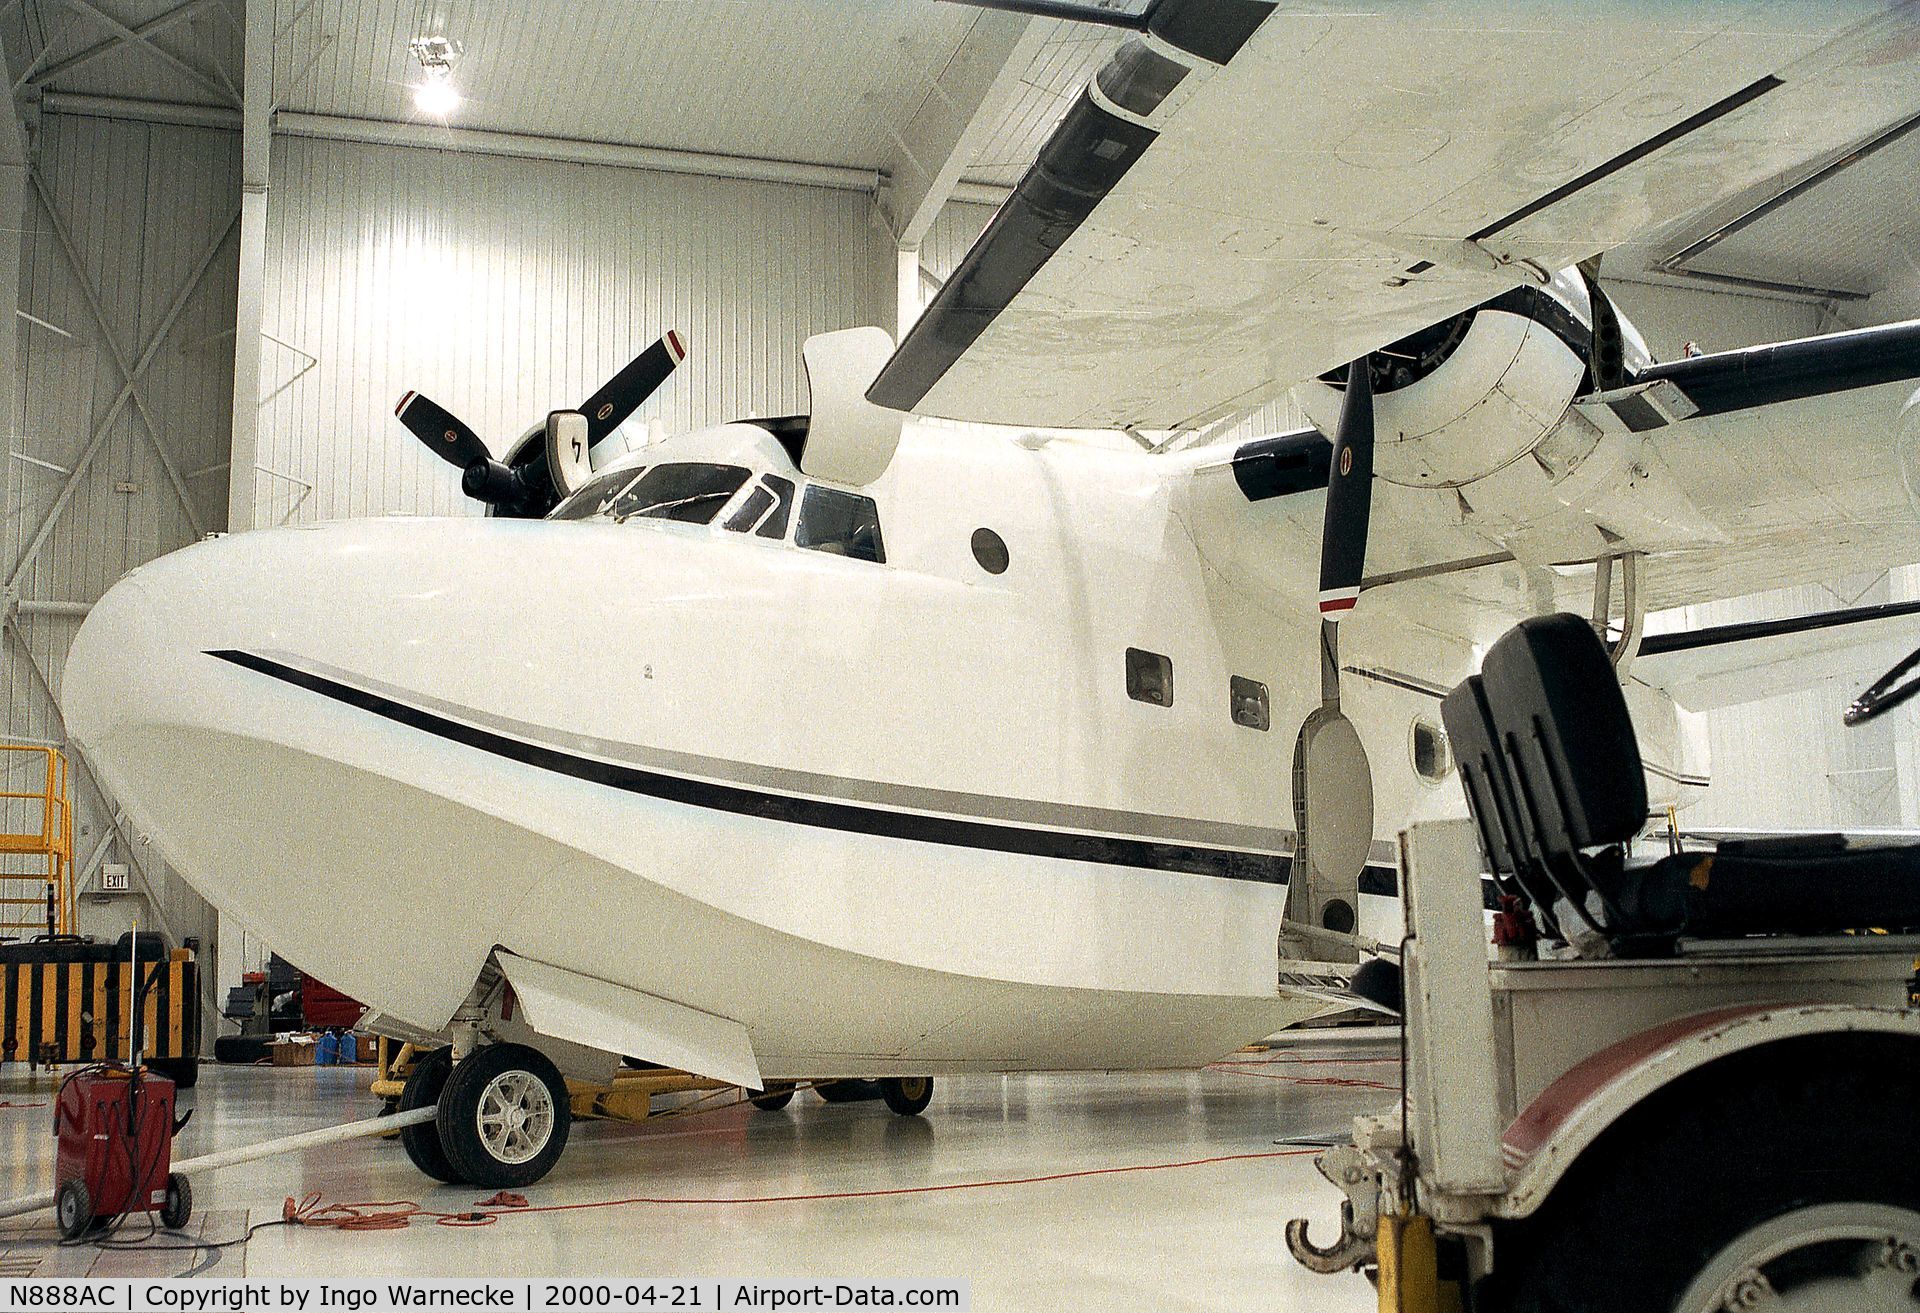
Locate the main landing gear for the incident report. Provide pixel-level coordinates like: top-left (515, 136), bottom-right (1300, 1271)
top-left (748, 1076), bottom-right (936, 1115)
top-left (801, 1077), bottom-right (934, 1115)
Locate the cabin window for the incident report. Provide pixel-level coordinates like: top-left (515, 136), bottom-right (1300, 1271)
top-left (614, 463), bottom-right (751, 524)
top-left (551, 466), bottom-right (646, 521)
top-left (971, 528), bottom-right (1009, 575)
top-left (1230, 675), bottom-right (1269, 731)
top-left (795, 485), bottom-right (885, 563)
top-left (1125, 648), bottom-right (1172, 707)
top-left (1411, 717), bottom-right (1453, 782)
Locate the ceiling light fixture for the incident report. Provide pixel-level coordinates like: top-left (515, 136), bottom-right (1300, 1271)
top-left (408, 35), bottom-right (462, 119)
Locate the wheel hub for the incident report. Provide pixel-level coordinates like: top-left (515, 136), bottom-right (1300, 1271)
top-left (1678, 1203), bottom-right (1920, 1313)
top-left (474, 1068), bottom-right (555, 1165)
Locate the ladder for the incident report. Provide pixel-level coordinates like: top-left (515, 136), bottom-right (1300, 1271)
top-left (0, 745), bottom-right (74, 940)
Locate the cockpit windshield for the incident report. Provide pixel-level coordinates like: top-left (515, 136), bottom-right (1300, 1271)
top-left (551, 462), bottom-right (750, 524)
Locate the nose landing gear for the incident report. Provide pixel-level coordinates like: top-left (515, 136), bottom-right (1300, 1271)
top-left (397, 1040), bottom-right (573, 1189)
top-left (436, 1043), bottom-right (571, 1189)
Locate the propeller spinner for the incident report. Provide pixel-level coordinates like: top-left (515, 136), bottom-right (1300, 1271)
top-left (396, 330), bottom-right (687, 517)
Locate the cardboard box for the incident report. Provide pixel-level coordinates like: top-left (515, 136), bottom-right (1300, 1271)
top-left (271, 1038), bottom-right (317, 1066)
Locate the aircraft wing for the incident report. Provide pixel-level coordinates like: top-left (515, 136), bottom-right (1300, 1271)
top-left (870, 0), bottom-right (1920, 430)
top-left (1634, 600), bottom-right (1920, 710)
top-left (1624, 371), bottom-right (1920, 613)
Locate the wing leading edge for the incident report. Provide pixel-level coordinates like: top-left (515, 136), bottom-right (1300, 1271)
top-left (874, 1), bottom-right (1920, 430)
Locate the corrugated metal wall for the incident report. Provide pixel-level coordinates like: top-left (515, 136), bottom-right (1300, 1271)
top-left (921, 199), bottom-right (997, 286)
top-left (251, 136), bottom-right (895, 525)
top-left (6, 111), bottom-right (234, 955)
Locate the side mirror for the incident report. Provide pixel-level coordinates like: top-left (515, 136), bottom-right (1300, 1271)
top-left (545, 410), bottom-right (592, 497)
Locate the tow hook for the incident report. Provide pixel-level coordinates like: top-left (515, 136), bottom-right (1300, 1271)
top-left (1285, 1144), bottom-right (1381, 1273)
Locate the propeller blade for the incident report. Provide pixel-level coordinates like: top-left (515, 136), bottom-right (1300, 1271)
top-left (1317, 360), bottom-right (1374, 621)
top-left (396, 391), bottom-right (491, 469)
top-left (577, 330), bottom-right (687, 446)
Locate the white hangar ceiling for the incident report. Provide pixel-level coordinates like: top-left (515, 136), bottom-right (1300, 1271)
top-left (1, 0), bottom-right (1916, 317)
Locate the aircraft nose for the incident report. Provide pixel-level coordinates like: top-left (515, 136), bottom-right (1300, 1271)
top-left (62, 570), bottom-right (167, 758)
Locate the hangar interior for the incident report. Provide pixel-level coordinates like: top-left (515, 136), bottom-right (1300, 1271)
top-left (0, 1), bottom-right (1918, 1307)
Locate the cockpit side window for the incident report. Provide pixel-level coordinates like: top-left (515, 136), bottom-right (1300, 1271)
top-left (756, 475), bottom-right (795, 539)
top-left (795, 485), bottom-right (885, 564)
top-left (720, 473), bottom-right (797, 539)
top-left (723, 485), bottom-right (774, 533)
top-left (551, 467), bottom-right (647, 521)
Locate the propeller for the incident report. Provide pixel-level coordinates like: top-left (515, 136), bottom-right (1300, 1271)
top-left (579, 329), bottom-right (686, 446)
top-left (395, 391), bottom-right (489, 469)
top-left (396, 330), bottom-right (687, 517)
top-left (1283, 356), bottom-right (1377, 962)
top-left (1317, 359), bottom-right (1374, 622)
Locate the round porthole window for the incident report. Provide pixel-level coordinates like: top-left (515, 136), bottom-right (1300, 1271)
top-left (1411, 717), bottom-right (1453, 783)
top-left (971, 527), bottom-right (1009, 575)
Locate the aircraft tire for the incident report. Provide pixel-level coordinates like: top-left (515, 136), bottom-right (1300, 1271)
top-left (880, 1077), bottom-right (933, 1117)
top-left (749, 1083), bottom-right (795, 1111)
top-left (436, 1042), bottom-right (572, 1189)
top-left (1484, 1044), bottom-right (1920, 1312)
top-left (398, 1046), bottom-right (461, 1184)
top-left (815, 1079), bottom-right (884, 1103)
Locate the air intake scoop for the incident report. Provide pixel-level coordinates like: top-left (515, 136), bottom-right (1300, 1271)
top-left (799, 327), bottom-right (906, 487)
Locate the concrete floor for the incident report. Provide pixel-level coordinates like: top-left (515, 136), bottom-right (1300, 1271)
top-left (0, 1035), bottom-right (1394, 1310)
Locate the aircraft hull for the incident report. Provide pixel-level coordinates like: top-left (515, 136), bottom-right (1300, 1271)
top-left (63, 519), bottom-right (1329, 1075)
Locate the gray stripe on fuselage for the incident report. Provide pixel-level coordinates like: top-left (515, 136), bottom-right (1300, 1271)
top-left (254, 648), bottom-right (1304, 857)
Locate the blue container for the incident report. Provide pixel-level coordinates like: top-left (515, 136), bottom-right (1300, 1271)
top-left (314, 1032), bottom-right (337, 1066)
top-left (336, 1032), bottom-right (357, 1065)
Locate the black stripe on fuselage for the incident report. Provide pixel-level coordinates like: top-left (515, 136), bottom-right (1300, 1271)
top-left (1639, 598), bottom-right (1920, 658)
top-left (210, 648), bottom-right (1319, 884)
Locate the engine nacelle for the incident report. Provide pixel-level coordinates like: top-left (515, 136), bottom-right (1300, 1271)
top-left (1295, 269), bottom-right (1649, 489)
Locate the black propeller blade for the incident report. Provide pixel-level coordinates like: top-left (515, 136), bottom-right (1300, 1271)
top-left (395, 330), bottom-right (686, 518)
top-left (578, 329), bottom-right (687, 446)
top-left (396, 391), bottom-right (491, 469)
top-left (1317, 359), bottom-right (1374, 621)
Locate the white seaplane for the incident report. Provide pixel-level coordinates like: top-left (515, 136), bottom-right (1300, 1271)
top-left (59, 0), bottom-right (1920, 1186)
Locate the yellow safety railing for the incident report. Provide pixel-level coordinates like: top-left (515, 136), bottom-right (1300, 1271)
top-left (0, 745), bottom-right (74, 939)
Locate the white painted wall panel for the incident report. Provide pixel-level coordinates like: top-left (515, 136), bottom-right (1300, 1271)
top-left (255, 136), bottom-right (893, 524)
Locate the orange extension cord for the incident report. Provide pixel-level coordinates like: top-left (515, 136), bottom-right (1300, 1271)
top-left (1205, 1054), bottom-right (1403, 1093)
top-left (281, 1148), bottom-right (1323, 1233)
